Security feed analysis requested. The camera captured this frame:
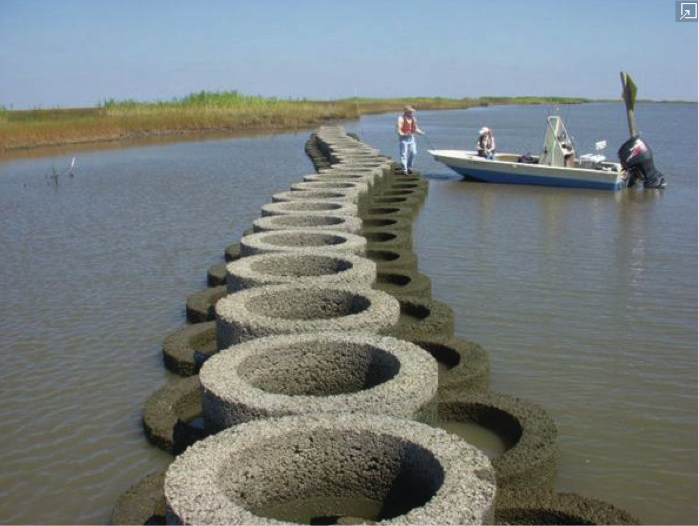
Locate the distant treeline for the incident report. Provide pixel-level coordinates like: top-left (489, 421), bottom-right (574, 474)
top-left (0, 90), bottom-right (664, 151)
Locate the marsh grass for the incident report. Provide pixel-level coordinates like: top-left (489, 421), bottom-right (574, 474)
top-left (0, 91), bottom-right (593, 151)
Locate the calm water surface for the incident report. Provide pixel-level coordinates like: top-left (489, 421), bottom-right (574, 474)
top-left (349, 102), bottom-right (697, 525)
top-left (0, 103), bottom-right (696, 524)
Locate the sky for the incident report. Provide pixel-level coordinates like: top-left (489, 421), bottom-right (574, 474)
top-left (0, 0), bottom-right (697, 109)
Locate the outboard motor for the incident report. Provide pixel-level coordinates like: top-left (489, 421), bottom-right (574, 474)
top-left (618, 136), bottom-right (666, 189)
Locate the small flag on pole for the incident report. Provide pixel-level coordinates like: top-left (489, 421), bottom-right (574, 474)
top-left (595, 140), bottom-right (607, 150)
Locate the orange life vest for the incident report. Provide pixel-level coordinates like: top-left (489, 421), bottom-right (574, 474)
top-left (400, 116), bottom-right (416, 136)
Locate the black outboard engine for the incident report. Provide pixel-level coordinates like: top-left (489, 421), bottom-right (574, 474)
top-left (618, 136), bottom-right (666, 189)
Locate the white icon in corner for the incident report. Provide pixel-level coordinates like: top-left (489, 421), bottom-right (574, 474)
top-left (680, 2), bottom-right (697, 19)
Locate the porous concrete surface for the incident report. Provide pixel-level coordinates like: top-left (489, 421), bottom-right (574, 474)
top-left (291, 181), bottom-right (367, 197)
top-left (224, 242), bottom-right (241, 262)
top-left (226, 252), bottom-right (376, 292)
top-left (142, 376), bottom-right (208, 455)
top-left (164, 413), bottom-right (496, 525)
top-left (396, 297), bottom-right (455, 342)
top-left (206, 263), bottom-right (227, 287)
top-left (438, 391), bottom-right (559, 495)
top-left (366, 248), bottom-right (418, 272)
top-left (364, 205), bottom-right (416, 220)
top-left (361, 216), bottom-right (413, 233)
top-left (413, 336), bottom-right (491, 394)
top-left (375, 270), bottom-right (432, 300)
top-left (370, 195), bottom-right (423, 210)
top-left (261, 200), bottom-right (358, 218)
top-left (201, 333), bottom-right (438, 430)
top-left (495, 490), bottom-right (641, 525)
top-left (185, 285), bottom-right (228, 324)
top-left (252, 214), bottom-right (363, 235)
top-left (303, 174), bottom-right (376, 190)
top-left (273, 190), bottom-right (356, 203)
top-left (364, 229), bottom-right (413, 250)
top-left (162, 321), bottom-right (218, 377)
top-left (216, 283), bottom-right (400, 347)
top-left (111, 469), bottom-right (167, 525)
top-left (240, 230), bottom-right (367, 257)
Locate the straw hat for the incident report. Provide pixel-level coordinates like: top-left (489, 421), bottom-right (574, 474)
top-left (479, 127), bottom-right (490, 135)
top-left (404, 105), bottom-right (415, 113)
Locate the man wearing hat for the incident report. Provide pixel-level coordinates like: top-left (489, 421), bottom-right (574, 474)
top-left (397, 105), bottom-right (425, 175)
top-left (477, 127), bottom-right (496, 159)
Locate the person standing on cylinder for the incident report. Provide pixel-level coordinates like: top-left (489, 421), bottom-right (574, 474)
top-left (397, 105), bottom-right (425, 175)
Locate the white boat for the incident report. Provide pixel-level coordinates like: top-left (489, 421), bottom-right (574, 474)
top-left (429, 116), bottom-right (628, 191)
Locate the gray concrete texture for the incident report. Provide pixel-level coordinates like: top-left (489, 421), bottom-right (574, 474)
top-left (164, 413), bottom-right (497, 525)
top-left (252, 214), bottom-right (363, 235)
top-left (216, 283), bottom-right (401, 347)
top-left (438, 391), bottom-right (559, 495)
top-left (162, 321), bottom-right (218, 376)
top-left (413, 336), bottom-right (491, 394)
top-left (260, 200), bottom-right (358, 218)
top-left (201, 332), bottom-right (439, 430)
top-left (225, 252), bottom-right (376, 292)
top-left (272, 190), bottom-right (356, 203)
top-left (240, 230), bottom-right (367, 257)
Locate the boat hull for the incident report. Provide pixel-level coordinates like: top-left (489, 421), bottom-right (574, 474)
top-left (429, 150), bottom-right (626, 191)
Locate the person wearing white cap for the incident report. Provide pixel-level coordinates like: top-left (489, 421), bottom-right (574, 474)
top-left (477, 127), bottom-right (496, 159)
top-left (396, 105), bottom-right (425, 175)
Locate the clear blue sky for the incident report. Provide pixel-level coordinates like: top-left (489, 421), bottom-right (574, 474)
top-left (0, 0), bottom-right (696, 109)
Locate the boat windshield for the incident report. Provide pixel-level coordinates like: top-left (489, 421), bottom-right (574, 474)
top-left (540, 116), bottom-right (575, 167)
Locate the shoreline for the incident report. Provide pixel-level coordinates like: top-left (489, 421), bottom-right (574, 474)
top-left (0, 97), bottom-right (592, 157)
top-left (2, 99), bottom-right (692, 161)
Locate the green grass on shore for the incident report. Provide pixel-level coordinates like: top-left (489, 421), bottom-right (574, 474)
top-left (0, 91), bottom-right (599, 151)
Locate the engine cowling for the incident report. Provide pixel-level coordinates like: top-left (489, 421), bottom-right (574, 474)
top-left (618, 136), bottom-right (666, 189)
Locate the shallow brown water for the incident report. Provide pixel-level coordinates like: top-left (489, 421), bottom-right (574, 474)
top-left (0, 132), bottom-right (314, 524)
top-left (349, 102), bottom-right (697, 524)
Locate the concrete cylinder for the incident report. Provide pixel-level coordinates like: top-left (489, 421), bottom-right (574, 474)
top-left (164, 413), bottom-right (496, 525)
top-left (201, 332), bottom-right (438, 430)
top-left (252, 214), bottom-right (363, 235)
top-left (216, 283), bottom-right (400, 347)
top-left (226, 252), bottom-right (376, 292)
top-left (272, 190), bottom-right (355, 203)
top-left (240, 230), bottom-right (367, 257)
top-left (260, 200), bottom-right (358, 217)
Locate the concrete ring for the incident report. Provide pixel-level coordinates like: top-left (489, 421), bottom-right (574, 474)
top-left (252, 214), bottom-right (363, 235)
top-left (396, 297), bottom-right (455, 341)
top-left (273, 190), bottom-right (356, 204)
top-left (438, 391), bottom-right (559, 495)
top-left (226, 252), bottom-right (376, 292)
top-left (366, 248), bottom-right (418, 272)
top-left (291, 181), bottom-right (367, 195)
top-left (185, 286), bottom-right (228, 324)
top-left (413, 336), bottom-right (490, 394)
top-left (201, 332), bottom-right (439, 431)
top-left (364, 205), bottom-right (416, 219)
top-left (303, 174), bottom-right (377, 189)
top-left (240, 230), bottom-right (367, 257)
top-left (375, 270), bottom-right (432, 300)
top-left (364, 229), bottom-right (413, 250)
top-left (207, 263), bottom-right (227, 287)
top-left (224, 242), bottom-right (241, 262)
top-left (162, 321), bottom-right (218, 377)
top-left (142, 376), bottom-right (209, 455)
top-left (361, 216), bottom-right (413, 232)
top-left (216, 283), bottom-right (400, 347)
top-left (261, 200), bottom-right (358, 217)
top-left (164, 413), bottom-right (496, 525)
top-left (495, 491), bottom-right (640, 525)
top-left (111, 469), bottom-right (167, 525)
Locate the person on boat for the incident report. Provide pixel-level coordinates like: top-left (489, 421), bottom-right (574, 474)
top-left (477, 127), bottom-right (496, 159)
top-left (397, 105), bottom-right (425, 175)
